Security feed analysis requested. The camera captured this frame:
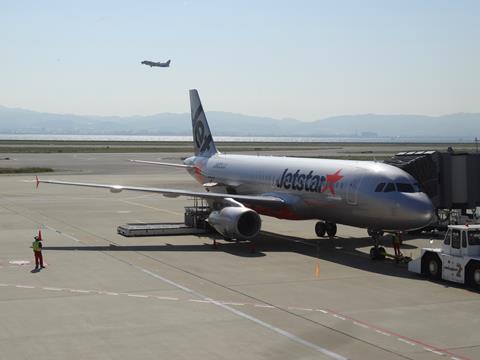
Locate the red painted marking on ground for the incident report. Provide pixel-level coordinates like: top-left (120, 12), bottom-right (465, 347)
top-left (325, 308), bottom-right (471, 360)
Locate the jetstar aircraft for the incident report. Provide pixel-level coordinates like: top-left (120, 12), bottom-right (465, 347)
top-left (37, 89), bottom-right (434, 258)
top-left (141, 59), bottom-right (171, 67)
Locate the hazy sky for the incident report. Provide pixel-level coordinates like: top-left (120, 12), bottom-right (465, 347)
top-left (1, 0), bottom-right (479, 120)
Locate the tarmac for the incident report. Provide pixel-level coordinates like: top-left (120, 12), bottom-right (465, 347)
top-left (1, 153), bottom-right (479, 360)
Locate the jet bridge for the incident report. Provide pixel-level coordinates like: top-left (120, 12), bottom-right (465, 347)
top-left (385, 150), bottom-right (480, 210)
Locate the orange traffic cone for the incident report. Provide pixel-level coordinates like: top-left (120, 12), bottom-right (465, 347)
top-left (315, 263), bottom-right (320, 278)
top-left (37, 229), bottom-right (42, 241)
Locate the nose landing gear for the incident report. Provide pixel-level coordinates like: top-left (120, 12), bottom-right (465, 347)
top-left (368, 229), bottom-right (386, 260)
top-left (315, 221), bottom-right (337, 237)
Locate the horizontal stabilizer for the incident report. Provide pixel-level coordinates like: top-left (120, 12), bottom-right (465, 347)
top-left (129, 160), bottom-right (194, 168)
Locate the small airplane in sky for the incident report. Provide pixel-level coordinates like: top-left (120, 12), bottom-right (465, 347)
top-left (141, 60), bottom-right (171, 68)
top-left (37, 90), bottom-right (434, 259)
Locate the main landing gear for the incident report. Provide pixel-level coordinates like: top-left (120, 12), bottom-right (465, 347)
top-left (315, 221), bottom-right (337, 237)
top-left (368, 229), bottom-right (386, 260)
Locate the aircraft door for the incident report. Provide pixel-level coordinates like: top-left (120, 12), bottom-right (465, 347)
top-left (346, 170), bottom-right (363, 205)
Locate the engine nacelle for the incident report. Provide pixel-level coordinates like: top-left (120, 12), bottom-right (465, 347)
top-left (207, 206), bottom-right (261, 240)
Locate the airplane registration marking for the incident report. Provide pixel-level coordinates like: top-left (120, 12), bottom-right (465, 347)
top-left (2, 282), bottom-right (470, 360)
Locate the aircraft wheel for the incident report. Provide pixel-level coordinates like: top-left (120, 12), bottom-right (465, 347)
top-left (422, 253), bottom-right (441, 280)
top-left (467, 262), bottom-right (480, 291)
top-left (315, 222), bottom-right (326, 237)
top-left (326, 222), bottom-right (337, 237)
top-left (378, 247), bottom-right (386, 260)
top-left (369, 247), bottom-right (386, 260)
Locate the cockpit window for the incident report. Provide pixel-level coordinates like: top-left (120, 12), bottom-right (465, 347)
top-left (396, 183), bottom-right (415, 193)
top-left (375, 183), bottom-right (385, 192)
top-left (384, 183), bottom-right (396, 192)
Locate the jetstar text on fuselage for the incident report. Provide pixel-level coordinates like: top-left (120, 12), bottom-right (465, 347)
top-left (276, 169), bottom-right (343, 195)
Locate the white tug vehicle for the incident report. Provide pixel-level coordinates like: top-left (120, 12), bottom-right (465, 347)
top-left (408, 224), bottom-right (480, 290)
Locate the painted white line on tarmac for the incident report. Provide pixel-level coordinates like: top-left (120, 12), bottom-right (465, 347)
top-left (220, 302), bottom-right (245, 306)
top-left (254, 304), bottom-right (275, 309)
top-left (397, 338), bottom-right (415, 346)
top-left (189, 299), bottom-right (210, 303)
top-left (353, 321), bottom-right (369, 329)
top-left (137, 267), bottom-right (347, 360)
top-left (139, 267), bottom-right (195, 294)
top-left (156, 296), bottom-right (179, 301)
top-left (424, 348), bottom-right (444, 356)
top-left (44, 224), bottom-right (80, 242)
top-left (1, 283), bottom-right (464, 358)
top-left (127, 294), bottom-right (149, 298)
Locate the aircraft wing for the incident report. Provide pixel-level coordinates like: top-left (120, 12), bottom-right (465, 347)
top-left (36, 177), bottom-right (284, 205)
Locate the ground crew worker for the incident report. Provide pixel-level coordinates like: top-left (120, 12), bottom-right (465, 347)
top-left (32, 235), bottom-right (44, 269)
top-left (392, 232), bottom-right (402, 258)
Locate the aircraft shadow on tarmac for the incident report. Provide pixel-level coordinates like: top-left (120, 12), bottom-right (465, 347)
top-left (43, 231), bottom-right (427, 280)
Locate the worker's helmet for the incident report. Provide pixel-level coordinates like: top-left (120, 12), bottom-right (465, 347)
top-left (34, 236), bottom-right (39, 240)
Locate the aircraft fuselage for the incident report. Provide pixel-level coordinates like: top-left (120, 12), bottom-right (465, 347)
top-left (184, 153), bottom-right (434, 231)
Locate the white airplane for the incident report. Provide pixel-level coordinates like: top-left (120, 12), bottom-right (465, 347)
top-left (141, 60), bottom-right (171, 67)
top-left (37, 90), bottom-right (434, 258)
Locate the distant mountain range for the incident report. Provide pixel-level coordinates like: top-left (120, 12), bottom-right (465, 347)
top-left (0, 105), bottom-right (479, 138)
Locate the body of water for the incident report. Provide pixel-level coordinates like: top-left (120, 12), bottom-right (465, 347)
top-left (0, 134), bottom-right (474, 143)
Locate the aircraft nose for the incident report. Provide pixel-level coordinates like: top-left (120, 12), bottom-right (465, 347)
top-left (401, 193), bottom-right (435, 229)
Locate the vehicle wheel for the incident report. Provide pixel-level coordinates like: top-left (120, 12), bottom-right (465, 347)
top-left (315, 222), bottom-right (326, 237)
top-left (423, 253), bottom-right (441, 280)
top-left (326, 222), bottom-right (337, 237)
top-left (467, 262), bottom-right (480, 291)
top-left (378, 247), bottom-right (387, 260)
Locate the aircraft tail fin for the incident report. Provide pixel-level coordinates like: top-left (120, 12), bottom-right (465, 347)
top-left (189, 89), bottom-right (218, 157)
top-left (166, 60), bottom-right (171, 66)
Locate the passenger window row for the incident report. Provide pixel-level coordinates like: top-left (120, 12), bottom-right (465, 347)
top-left (374, 182), bottom-right (416, 193)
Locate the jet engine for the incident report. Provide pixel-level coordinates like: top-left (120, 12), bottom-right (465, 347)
top-left (207, 206), bottom-right (261, 240)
